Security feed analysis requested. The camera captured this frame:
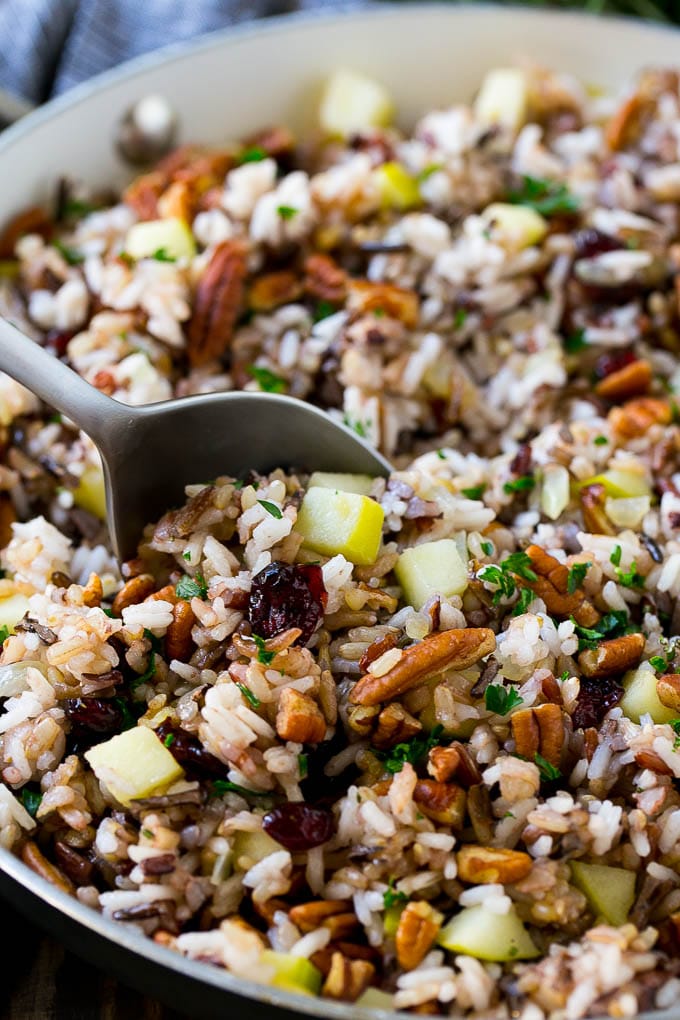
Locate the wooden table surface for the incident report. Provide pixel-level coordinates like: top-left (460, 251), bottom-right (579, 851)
top-left (2, 895), bottom-right (187, 1020)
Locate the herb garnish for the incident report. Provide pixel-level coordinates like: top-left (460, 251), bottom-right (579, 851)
top-left (342, 415), bottom-right (368, 439)
top-left (454, 307), bottom-right (468, 329)
top-left (0, 625), bottom-right (9, 644)
top-left (61, 198), bottom-right (98, 219)
top-left (503, 475), bottom-right (536, 494)
top-left (53, 240), bottom-right (85, 265)
top-left (298, 753), bottom-right (308, 780)
top-left (485, 684), bottom-right (524, 715)
top-left (20, 788), bottom-right (42, 818)
top-left (175, 572), bottom-right (208, 600)
top-left (373, 725), bottom-right (444, 774)
top-left (535, 753), bottom-right (561, 781)
top-left (594, 435), bottom-right (609, 446)
top-left (211, 780), bottom-right (273, 799)
top-left (383, 877), bottom-right (408, 909)
top-left (610, 545), bottom-right (622, 567)
top-left (615, 560), bottom-right (646, 590)
top-left (479, 552), bottom-right (536, 606)
top-left (313, 300), bottom-right (336, 322)
top-left (277, 205), bottom-right (298, 220)
top-left (512, 587), bottom-right (534, 617)
top-left (480, 540), bottom-right (494, 557)
top-left (571, 609), bottom-right (631, 651)
top-left (253, 633), bottom-right (275, 666)
top-left (462, 484), bottom-right (486, 500)
top-left (247, 364), bottom-right (286, 393)
top-left (508, 175), bottom-right (579, 217)
top-left (564, 328), bottom-right (588, 354)
top-left (237, 145), bottom-right (267, 164)
top-left (236, 682), bottom-right (261, 708)
top-left (163, 733), bottom-right (176, 748)
top-left (258, 499), bottom-right (283, 519)
top-left (567, 561), bottom-right (591, 595)
top-left (151, 247), bottom-right (176, 262)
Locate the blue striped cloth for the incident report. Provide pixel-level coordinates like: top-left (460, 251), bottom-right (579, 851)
top-left (0, 0), bottom-right (350, 103)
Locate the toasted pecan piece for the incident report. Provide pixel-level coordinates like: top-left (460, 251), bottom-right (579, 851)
top-left (21, 840), bottom-right (75, 896)
top-left (0, 205), bottom-right (51, 258)
top-left (289, 899), bottom-right (354, 932)
top-left (304, 253), bottom-right (348, 304)
top-left (322, 952), bottom-right (375, 1002)
top-left (595, 359), bottom-right (652, 402)
top-left (165, 600), bottom-right (195, 662)
top-left (578, 632), bottom-right (645, 678)
top-left (520, 545), bottom-right (599, 628)
top-left (457, 846), bottom-right (533, 884)
top-left (347, 279), bottom-right (419, 327)
top-left (372, 703), bottom-right (422, 750)
top-left (427, 745), bottom-right (460, 783)
top-left (187, 240), bottom-right (248, 367)
top-left (81, 572), bottom-right (103, 608)
top-left (276, 687), bottom-right (326, 743)
top-left (123, 170), bottom-right (166, 220)
top-left (511, 703), bottom-right (565, 768)
top-left (413, 780), bottom-right (466, 828)
top-left (359, 631), bottom-right (399, 673)
top-left (609, 397), bottom-right (672, 440)
top-left (349, 628), bottom-right (495, 707)
top-left (656, 673), bottom-right (680, 712)
top-left (248, 269), bottom-right (303, 311)
top-left (112, 573), bottom-right (156, 615)
top-left (395, 901), bottom-right (443, 971)
top-left (580, 483), bottom-right (615, 536)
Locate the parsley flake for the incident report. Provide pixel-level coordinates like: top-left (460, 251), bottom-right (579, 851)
top-left (437, 449), bottom-right (447, 460)
top-left (53, 240), bottom-right (84, 265)
top-left (610, 545), bottom-right (622, 567)
top-left (454, 307), bottom-right (468, 329)
top-left (298, 753), bottom-right (308, 780)
top-left (175, 573), bottom-right (208, 600)
top-left (650, 655), bottom-right (669, 673)
top-left (383, 877), bottom-right (408, 910)
top-left (535, 753), bottom-right (561, 781)
top-left (237, 145), bottom-right (267, 164)
top-left (615, 561), bottom-right (646, 590)
top-left (564, 328), bottom-right (588, 354)
top-left (567, 561), bottom-right (591, 595)
top-left (236, 682), bottom-right (261, 708)
top-left (462, 484), bottom-right (486, 500)
top-left (512, 587), bottom-right (534, 617)
top-left (508, 175), bottom-right (579, 217)
top-left (572, 609), bottom-right (631, 651)
top-left (503, 552), bottom-right (538, 582)
top-left (277, 205), bottom-right (298, 220)
top-left (151, 247), bottom-right (176, 262)
top-left (480, 540), bottom-right (494, 557)
top-left (163, 733), bottom-right (175, 748)
top-left (485, 684), bottom-right (524, 715)
top-left (594, 435), bottom-right (609, 446)
top-left (258, 499), bottom-right (283, 519)
top-left (503, 475), bottom-right (536, 494)
top-left (211, 780), bottom-right (273, 799)
top-left (61, 198), bottom-right (98, 219)
top-left (20, 787), bottom-right (42, 818)
top-left (342, 414), bottom-right (368, 439)
top-left (247, 364), bottom-right (286, 393)
top-left (131, 651), bottom-right (156, 690)
top-left (0, 625), bottom-right (9, 644)
top-left (373, 726), bottom-right (444, 774)
top-left (253, 634), bottom-right (275, 666)
top-left (313, 300), bottom-right (336, 322)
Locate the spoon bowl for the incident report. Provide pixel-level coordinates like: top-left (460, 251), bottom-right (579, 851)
top-left (0, 318), bottom-right (391, 560)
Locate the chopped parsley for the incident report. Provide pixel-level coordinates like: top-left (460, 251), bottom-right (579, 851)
top-left (298, 753), bottom-right (308, 780)
top-left (141, 828), bottom-right (154, 839)
top-left (508, 175), bottom-right (579, 217)
top-left (535, 753), bottom-right (561, 782)
top-left (503, 552), bottom-right (538, 583)
top-left (253, 633), bottom-right (275, 666)
top-left (163, 733), bottom-right (176, 748)
top-left (512, 587), bottom-right (534, 617)
top-left (564, 328), bottom-right (588, 354)
top-left (112, 697), bottom-right (137, 730)
top-left (143, 628), bottom-right (163, 654)
top-left (175, 572), bottom-right (208, 600)
top-left (313, 299), bottom-right (336, 322)
top-left (437, 449), bottom-right (447, 460)
top-left (383, 877), bottom-right (408, 910)
top-left (480, 540), bottom-right (494, 557)
top-left (151, 247), bottom-right (176, 262)
top-left (615, 560), bottom-right (646, 590)
top-left (503, 475), bottom-right (536, 495)
top-left (650, 655), bottom-right (671, 673)
top-left (237, 145), bottom-right (267, 164)
top-left (211, 780), bottom-right (273, 799)
top-left (102, 605), bottom-right (116, 618)
top-left (373, 725), bottom-right (444, 774)
top-left (461, 484), bottom-right (486, 500)
top-left (567, 561), bottom-right (591, 595)
top-left (182, 551), bottom-right (191, 562)
top-left (417, 163), bottom-right (444, 183)
top-left (594, 435), bottom-right (609, 446)
top-left (485, 684), bottom-right (524, 715)
top-left (277, 205), bottom-right (298, 220)
top-left (610, 545), bottom-right (622, 567)
top-left (572, 609), bottom-right (631, 651)
top-left (258, 499), bottom-right (283, 519)
top-left (247, 364), bottom-right (286, 393)
top-left (342, 415), bottom-right (368, 439)
top-left (0, 625), bottom-right (9, 644)
top-left (53, 240), bottom-right (85, 265)
top-left (559, 670), bottom-right (570, 682)
top-left (236, 682), bottom-right (261, 708)
top-left (454, 307), bottom-right (468, 329)
top-left (20, 788), bottom-right (42, 818)
top-left (131, 650), bottom-right (156, 690)
top-left (61, 198), bottom-right (98, 219)
top-left (479, 552), bottom-right (537, 606)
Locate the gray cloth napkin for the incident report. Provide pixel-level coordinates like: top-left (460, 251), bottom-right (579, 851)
top-left (0, 0), bottom-right (352, 104)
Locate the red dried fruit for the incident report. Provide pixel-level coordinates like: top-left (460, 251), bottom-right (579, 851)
top-left (154, 720), bottom-right (227, 779)
top-left (65, 697), bottom-right (126, 735)
top-left (571, 676), bottom-right (623, 730)
top-left (262, 802), bottom-right (334, 851)
top-left (248, 562), bottom-right (327, 646)
top-left (594, 349), bottom-right (637, 381)
top-left (573, 229), bottom-right (622, 260)
top-left (45, 329), bottom-right (76, 358)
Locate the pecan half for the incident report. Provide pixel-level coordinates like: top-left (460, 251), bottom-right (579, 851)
top-left (322, 952), bottom-right (374, 1002)
top-left (372, 703), bottom-right (422, 750)
top-left (157, 180), bottom-right (193, 223)
top-left (595, 359), bottom-right (652, 402)
top-left (519, 546), bottom-right (599, 627)
top-left (347, 279), bottom-right (419, 327)
top-left (457, 846), bottom-right (532, 884)
top-left (580, 483), bottom-right (615, 536)
top-left (395, 901), bottom-right (443, 971)
top-left (656, 673), bottom-right (680, 712)
top-left (511, 703), bottom-right (565, 767)
top-left (112, 573), bottom-right (156, 615)
top-left (609, 397), bottom-right (672, 440)
top-left (413, 780), bottom-right (466, 828)
top-left (187, 240), bottom-right (248, 367)
top-left (349, 628), bottom-right (495, 706)
top-left (289, 899), bottom-right (355, 932)
top-left (427, 745), bottom-right (460, 783)
top-left (21, 840), bottom-right (75, 895)
top-left (276, 687), bottom-right (326, 743)
top-left (81, 572), bottom-right (103, 608)
top-left (577, 632), bottom-right (645, 678)
top-left (304, 253), bottom-right (348, 304)
top-left (165, 600), bottom-right (195, 662)
top-left (605, 93), bottom-right (646, 151)
top-left (248, 270), bottom-right (303, 311)
top-left (153, 485), bottom-right (216, 541)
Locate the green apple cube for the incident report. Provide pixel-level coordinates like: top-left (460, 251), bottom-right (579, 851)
top-left (124, 217), bottom-right (196, 261)
top-left (620, 662), bottom-right (676, 724)
top-left (261, 951), bottom-right (322, 996)
top-left (296, 487), bottom-right (384, 565)
top-left (84, 725), bottom-right (185, 806)
top-left (319, 69), bottom-right (394, 137)
top-left (474, 68), bottom-right (528, 131)
top-left (308, 472), bottom-right (374, 496)
top-left (73, 465), bottom-right (107, 520)
top-left (356, 989), bottom-right (394, 1009)
top-left (437, 905), bottom-right (539, 962)
top-left (232, 828), bottom-right (281, 867)
top-left (577, 469), bottom-right (651, 499)
top-left (0, 592), bottom-right (30, 633)
top-left (395, 539), bottom-right (468, 609)
top-left (374, 162), bottom-right (421, 210)
top-left (481, 203), bottom-right (548, 251)
top-left (570, 861), bottom-right (636, 927)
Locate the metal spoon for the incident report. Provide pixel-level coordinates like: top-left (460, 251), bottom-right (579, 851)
top-left (0, 317), bottom-right (390, 561)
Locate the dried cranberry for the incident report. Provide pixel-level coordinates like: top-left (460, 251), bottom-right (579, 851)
top-left (154, 720), bottom-right (227, 779)
top-left (65, 697), bottom-right (125, 735)
top-left (262, 802), bottom-right (334, 851)
top-left (248, 562), bottom-right (327, 645)
top-left (44, 329), bottom-right (75, 358)
top-left (572, 676), bottom-right (624, 730)
top-left (593, 349), bottom-right (637, 381)
top-left (573, 229), bottom-right (622, 260)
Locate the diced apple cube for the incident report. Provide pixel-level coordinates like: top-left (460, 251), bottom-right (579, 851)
top-left (577, 468), bottom-right (651, 499)
top-left (620, 662), bottom-right (676, 725)
top-left (0, 592), bottom-right (30, 633)
top-left (73, 465), bottom-right (107, 520)
top-left (319, 69), bottom-right (394, 137)
top-left (308, 472), bottom-right (374, 496)
top-left (374, 162), bottom-right (421, 210)
top-left (261, 950), bottom-right (322, 995)
top-left (474, 68), bottom-right (528, 132)
top-left (231, 828), bottom-right (281, 867)
top-left (438, 905), bottom-right (539, 962)
top-left (395, 539), bottom-right (468, 609)
top-left (570, 861), bottom-right (635, 927)
top-left (296, 487), bottom-right (384, 566)
top-left (124, 217), bottom-right (196, 261)
top-left (481, 203), bottom-right (548, 252)
top-left (605, 495), bottom-right (651, 529)
top-left (84, 726), bottom-right (184, 806)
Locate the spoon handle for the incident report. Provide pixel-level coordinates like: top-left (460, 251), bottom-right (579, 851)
top-left (0, 317), bottom-right (134, 448)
